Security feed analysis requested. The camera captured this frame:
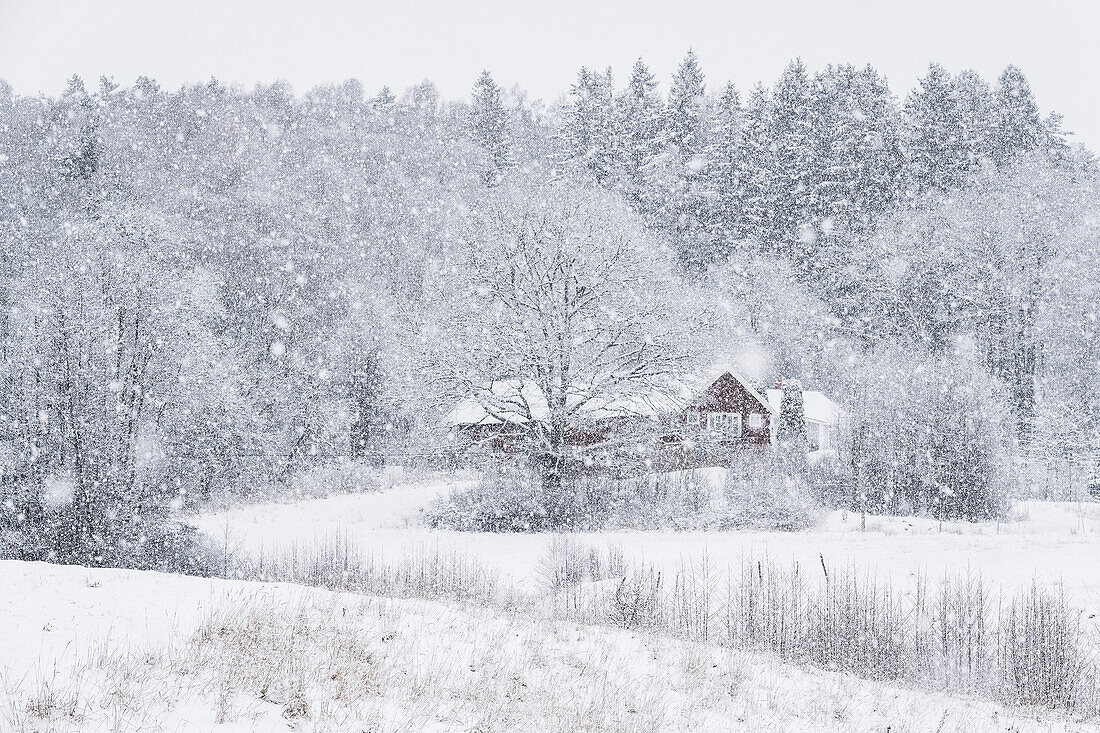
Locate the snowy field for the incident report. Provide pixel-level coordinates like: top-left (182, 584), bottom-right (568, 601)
top-left (193, 471), bottom-right (1100, 623)
top-left (1, 560), bottom-right (1096, 733)
top-left (2, 473), bottom-right (1098, 730)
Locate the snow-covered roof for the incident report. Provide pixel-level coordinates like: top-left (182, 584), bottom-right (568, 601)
top-left (447, 372), bottom-right (844, 429)
top-left (446, 380), bottom-right (676, 427)
top-left (675, 365), bottom-right (776, 415)
top-left (766, 389), bottom-right (842, 426)
top-left (726, 370), bottom-right (775, 415)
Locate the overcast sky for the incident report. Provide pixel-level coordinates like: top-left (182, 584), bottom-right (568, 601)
top-left (2, 0), bottom-right (1097, 149)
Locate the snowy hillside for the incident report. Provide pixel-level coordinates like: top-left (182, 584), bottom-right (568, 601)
top-left (2, 560), bottom-right (1095, 733)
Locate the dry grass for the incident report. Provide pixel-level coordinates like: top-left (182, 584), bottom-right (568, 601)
top-left (230, 531), bottom-right (503, 605)
top-left (3, 538), bottom-right (1096, 731)
top-left (542, 540), bottom-right (1100, 717)
top-left (4, 589), bottom-right (1092, 733)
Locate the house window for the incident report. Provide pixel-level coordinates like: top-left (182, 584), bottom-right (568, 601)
top-left (685, 411), bottom-right (701, 428)
top-left (706, 412), bottom-right (742, 438)
top-left (748, 413), bottom-right (764, 430)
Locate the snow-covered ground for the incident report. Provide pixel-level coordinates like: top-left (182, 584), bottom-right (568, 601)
top-left (3, 472), bottom-right (1098, 730)
top-left (192, 471), bottom-right (1100, 625)
top-left (1, 560), bottom-right (1095, 732)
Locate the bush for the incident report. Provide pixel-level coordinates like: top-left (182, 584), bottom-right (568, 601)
top-left (804, 451), bottom-right (855, 508)
top-left (847, 349), bottom-right (1012, 521)
top-left (997, 582), bottom-right (1097, 711)
top-left (228, 534), bottom-right (500, 604)
top-left (721, 464), bottom-right (819, 531)
top-left (429, 461), bottom-right (821, 533)
top-left (548, 544), bottom-right (1100, 717)
top-left (0, 498), bottom-right (219, 575)
top-left (426, 467), bottom-right (552, 532)
top-left (288, 460), bottom-right (383, 500)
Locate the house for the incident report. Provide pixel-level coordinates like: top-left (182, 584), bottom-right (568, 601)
top-left (446, 370), bottom-right (844, 468)
top-left (674, 370), bottom-right (775, 448)
top-left (445, 380), bottom-right (547, 455)
top-left (445, 379), bottom-right (670, 462)
top-left (666, 370), bottom-right (845, 464)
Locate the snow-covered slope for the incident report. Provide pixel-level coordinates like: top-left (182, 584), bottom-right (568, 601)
top-left (1, 560), bottom-right (1093, 732)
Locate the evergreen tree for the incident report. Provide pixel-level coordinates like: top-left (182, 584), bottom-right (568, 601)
top-left (563, 67), bottom-right (617, 183)
top-left (768, 59), bottom-right (816, 261)
top-left (809, 64), bottom-right (904, 241)
top-left (615, 58), bottom-right (664, 201)
top-left (905, 63), bottom-right (968, 191)
top-left (58, 75), bottom-right (101, 184)
top-left (955, 69), bottom-right (993, 169)
top-left (470, 70), bottom-right (512, 185)
top-left (702, 82), bottom-right (745, 250)
top-left (737, 83), bottom-right (775, 248)
top-left (641, 52), bottom-right (709, 267)
top-left (776, 379), bottom-right (809, 471)
top-left (372, 85), bottom-right (396, 108)
top-left (1041, 111), bottom-right (1073, 163)
top-left (990, 65), bottom-right (1043, 166)
top-left (663, 50), bottom-right (707, 159)
top-left (807, 66), bottom-right (842, 217)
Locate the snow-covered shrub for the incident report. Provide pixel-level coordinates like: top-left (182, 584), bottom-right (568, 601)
top-left (431, 463), bottom-right (822, 533)
top-left (536, 536), bottom-right (625, 593)
top-left (720, 457), bottom-right (819, 531)
top-left (847, 349), bottom-right (1012, 521)
top-left (426, 467), bottom-right (551, 532)
top-left (606, 566), bottom-right (664, 629)
top-left (548, 548), bottom-right (1099, 716)
top-left (288, 461), bottom-right (383, 500)
top-left (997, 581), bottom-right (1097, 712)
top-left (0, 494), bottom-right (218, 575)
top-left (599, 471), bottom-right (717, 529)
top-left (229, 535), bottom-right (499, 604)
top-left (804, 451), bottom-right (855, 508)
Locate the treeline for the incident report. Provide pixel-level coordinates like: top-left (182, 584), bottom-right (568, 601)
top-left (0, 54), bottom-right (1097, 564)
top-left (547, 57), bottom-right (1075, 266)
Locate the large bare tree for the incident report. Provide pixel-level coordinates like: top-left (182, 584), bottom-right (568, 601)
top-left (426, 180), bottom-right (700, 487)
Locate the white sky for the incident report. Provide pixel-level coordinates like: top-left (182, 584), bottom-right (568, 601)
top-left (2, 0), bottom-right (1097, 149)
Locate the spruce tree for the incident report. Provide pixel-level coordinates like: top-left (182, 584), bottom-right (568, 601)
top-left (905, 63), bottom-right (968, 191)
top-left (372, 85), bottom-right (395, 108)
top-left (990, 65), bottom-right (1043, 166)
top-left (807, 65), bottom-right (847, 228)
top-left (615, 58), bottom-right (664, 201)
top-left (58, 75), bottom-right (101, 184)
top-left (737, 84), bottom-right (775, 248)
top-left (954, 69), bottom-right (994, 169)
top-left (664, 50), bottom-right (707, 159)
top-left (1041, 111), bottom-right (1072, 163)
top-left (563, 67), bottom-right (617, 183)
top-left (470, 70), bottom-right (512, 185)
top-left (702, 82), bottom-right (745, 250)
top-left (778, 380), bottom-right (808, 442)
top-left (642, 51), bottom-right (709, 266)
top-left (768, 59), bottom-right (816, 263)
top-left (776, 380), bottom-right (809, 475)
top-left (810, 64), bottom-right (904, 240)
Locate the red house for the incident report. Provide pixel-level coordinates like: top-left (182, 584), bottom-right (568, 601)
top-left (659, 370), bottom-right (776, 467)
top-left (446, 370), bottom-right (842, 470)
